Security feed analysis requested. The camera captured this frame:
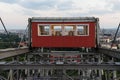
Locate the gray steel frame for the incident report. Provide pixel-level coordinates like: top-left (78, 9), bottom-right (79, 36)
top-left (0, 64), bottom-right (120, 70)
top-left (31, 17), bottom-right (98, 22)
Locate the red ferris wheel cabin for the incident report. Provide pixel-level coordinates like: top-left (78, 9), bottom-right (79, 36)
top-left (28, 17), bottom-right (99, 48)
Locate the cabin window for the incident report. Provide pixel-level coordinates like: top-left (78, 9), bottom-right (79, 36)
top-left (38, 25), bottom-right (50, 36)
top-left (76, 25), bottom-right (89, 35)
top-left (64, 26), bottom-right (74, 36)
top-left (51, 25), bottom-right (62, 36)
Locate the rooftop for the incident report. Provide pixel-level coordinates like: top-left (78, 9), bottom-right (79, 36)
top-left (30, 17), bottom-right (99, 22)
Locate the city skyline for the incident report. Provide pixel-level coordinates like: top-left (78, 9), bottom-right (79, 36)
top-left (0, 0), bottom-right (120, 29)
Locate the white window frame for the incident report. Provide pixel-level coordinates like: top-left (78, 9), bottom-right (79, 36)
top-left (76, 24), bottom-right (89, 36)
top-left (38, 24), bottom-right (50, 36)
top-left (37, 24), bottom-right (89, 36)
top-left (51, 24), bottom-right (63, 36)
top-left (63, 25), bottom-right (75, 36)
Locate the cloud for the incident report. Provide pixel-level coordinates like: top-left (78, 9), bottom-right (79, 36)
top-left (108, 0), bottom-right (120, 11)
top-left (0, 0), bottom-right (120, 29)
top-left (19, 0), bottom-right (57, 10)
top-left (0, 0), bottom-right (118, 13)
top-left (0, 0), bottom-right (18, 4)
top-left (55, 0), bottom-right (74, 10)
top-left (0, 2), bottom-right (31, 29)
top-left (0, 0), bottom-right (74, 10)
top-left (1, 0), bottom-right (59, 10)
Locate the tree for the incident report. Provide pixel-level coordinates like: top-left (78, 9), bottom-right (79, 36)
top-left (0, 33), bottom-right (21, 49)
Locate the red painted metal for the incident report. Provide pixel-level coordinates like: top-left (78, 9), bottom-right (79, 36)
top-left (31, 22), bottom-right (96, 48)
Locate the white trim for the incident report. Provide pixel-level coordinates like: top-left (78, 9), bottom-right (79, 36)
top-left (50, 24), bottom-right (63, 36)
top-left (38, 24), bottom-right (50, 36)
top-left (63, 25), bottom-right (74, 36)
top-left (76, 24), bottom-right (89, 36)
top-left (37, 24), bottom-right (89, 36)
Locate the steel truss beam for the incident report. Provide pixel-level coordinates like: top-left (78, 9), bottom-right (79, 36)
top-left (0, 48), bottom-right (29, 59)
top-left (0, 64), bottom-right (120, 70)
top-left (32, 52), bottom-right (96, 55)
top-left (98, 48), bottom-right (120, 59)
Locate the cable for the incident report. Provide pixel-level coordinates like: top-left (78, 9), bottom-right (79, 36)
top-left (0, 17), bottom-right (9, 35)
top-left (0, 17), bottom-right (13, 48)
top-left (111, 23), bottom-right (120, 48)
top-left (112, 23), bottom-right (120, 44)
top-left (18, 25), bottom-right (28, 48)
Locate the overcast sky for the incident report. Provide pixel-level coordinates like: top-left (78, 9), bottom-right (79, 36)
top-left (0, 0), bottom-right (120, 29)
